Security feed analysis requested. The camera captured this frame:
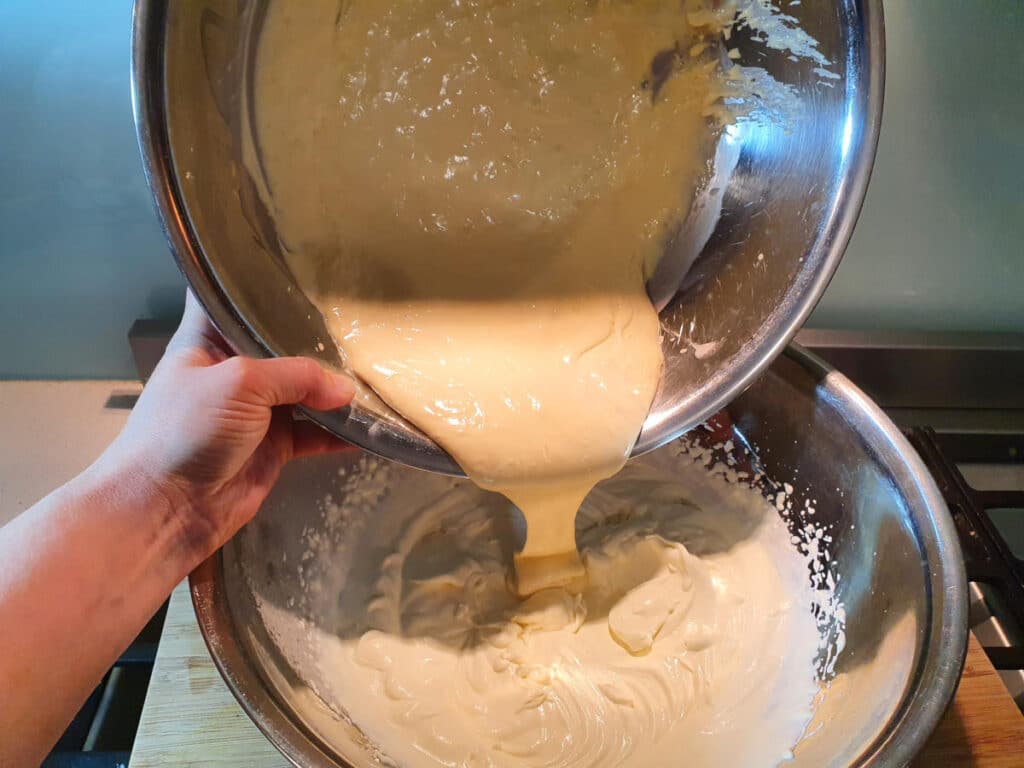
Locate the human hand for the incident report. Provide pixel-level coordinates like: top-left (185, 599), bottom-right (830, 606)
top-left (0, 291), bottom-right (355, 766)
top-left (100, 291), bottom-right (355, 561)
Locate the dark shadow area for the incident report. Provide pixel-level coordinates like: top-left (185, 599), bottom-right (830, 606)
top-left (909, 703), bottom-right (974, 766)
top-left (41, 601), bottom-right (167, 768)
top-left (230, 429), bottom-right (779, 664)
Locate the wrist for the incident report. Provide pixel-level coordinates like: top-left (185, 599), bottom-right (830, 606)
top-left (74, 453), bottom-right (216, 574)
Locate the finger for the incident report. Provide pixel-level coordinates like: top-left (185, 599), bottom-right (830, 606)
top-left (171, 290), bottom-right (213, 344)
top-left (185, 291), bottom-right (234, 358)
top-left (167, 290), bottom-right (232, 363)
top-left (265, 407), bottom-right (300, 467)
top-left (290, 419), bottom-right (356, 459)
top-left (230, 356), bottom-right (356, 411)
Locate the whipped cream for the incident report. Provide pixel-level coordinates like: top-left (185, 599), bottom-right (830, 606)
top-left (256, 446), bottom-right (825, 768)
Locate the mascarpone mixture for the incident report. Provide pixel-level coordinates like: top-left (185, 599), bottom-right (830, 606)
top-left (251, 2), bottom-right (830, 765)
top-left (257, 447), bottom-right (825, 768)
top-left (254, 0), bottom-right (729, 593)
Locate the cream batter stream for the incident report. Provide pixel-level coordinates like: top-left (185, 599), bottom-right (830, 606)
top-left (254, 0), bottom-right (727, 594)
top-left (250, 2), bottom-right (827, 766)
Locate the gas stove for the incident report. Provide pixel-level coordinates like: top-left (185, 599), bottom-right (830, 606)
top-left (909, 429), bottom-right (1024, 708)
top-left (803, 328), bottom-right (1024, 710)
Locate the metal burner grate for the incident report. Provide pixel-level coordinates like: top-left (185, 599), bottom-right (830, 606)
top-left (906, 428), bottom-right (1024, 708)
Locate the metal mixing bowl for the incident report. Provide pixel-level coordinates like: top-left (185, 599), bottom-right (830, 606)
top-left (190, 347), bottom-right (967, 768)
top-left (131, 0), bottom-right (884, 475)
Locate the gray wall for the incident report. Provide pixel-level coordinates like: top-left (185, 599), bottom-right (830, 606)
top-left (1, 1), bottom-right (1021, 380)
top-left (0, 2), bottom-right (183, 379)
top-left (812, 1), bottom-right (1024, 333)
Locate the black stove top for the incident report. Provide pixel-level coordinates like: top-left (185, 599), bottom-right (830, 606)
top-left (908, 429), bottom-right (1024, 708)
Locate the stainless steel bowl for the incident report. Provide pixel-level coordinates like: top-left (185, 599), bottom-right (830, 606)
top-left (190, 347), bottom-right (967, 768)
top-left (131, 0), bottom-right (884, 475)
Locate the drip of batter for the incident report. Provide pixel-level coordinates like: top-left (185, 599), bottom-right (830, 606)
top-left (254, 0), bottom-right (726, 593)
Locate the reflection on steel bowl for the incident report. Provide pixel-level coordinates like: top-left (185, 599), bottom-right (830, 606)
top-left (131, 0), bottom-right (884, 475)
top-left (190, 347), bottom-right (966, 768)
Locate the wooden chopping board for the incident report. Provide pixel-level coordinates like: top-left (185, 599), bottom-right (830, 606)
top-left (129, 582), bottom-right (1024, 767)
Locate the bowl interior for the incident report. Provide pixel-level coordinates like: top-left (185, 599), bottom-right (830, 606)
top-left (193, 349), bottom-right (966, 768)
top-left (145, 0), bottom-right (882, 473)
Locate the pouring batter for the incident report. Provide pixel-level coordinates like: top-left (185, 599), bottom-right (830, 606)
top-left (254, 0), bottom-right (728, 593)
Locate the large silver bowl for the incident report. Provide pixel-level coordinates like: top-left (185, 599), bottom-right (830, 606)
top-left (131, 0), bottom-right (884, 475)
top-left (191, 347), bottom-right (967, 768)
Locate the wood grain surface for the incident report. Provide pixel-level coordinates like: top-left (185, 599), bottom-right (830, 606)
top-left (914, 634), bottom-right (1024, 767)
top-left (130, 582), bottom-right (1024, 767)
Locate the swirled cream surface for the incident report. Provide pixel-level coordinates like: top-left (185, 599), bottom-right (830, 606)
top-left (255, 448), bottom-right (824, 768)
top-left (253, 0), bottom-right (729, 592)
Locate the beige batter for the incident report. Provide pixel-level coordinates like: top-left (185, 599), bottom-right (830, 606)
top-left (254, 0), bottom-right (727, 593)
top-left (255, 447), bottom-right (825, 768)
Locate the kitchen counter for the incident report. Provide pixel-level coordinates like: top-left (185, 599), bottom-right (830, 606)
top-left (130, 582), bottom-right (1024, 767)
top-left (0, 380), bottom-right (138, 526)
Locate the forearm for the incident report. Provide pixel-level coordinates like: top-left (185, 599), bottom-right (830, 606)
top-left (0, 294), bottom-right (353, 766)
top-left (0, 456), bottom-right (205, 767)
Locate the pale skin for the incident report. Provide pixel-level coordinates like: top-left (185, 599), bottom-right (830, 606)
top-left (0, 292), bottom-right (357, 768)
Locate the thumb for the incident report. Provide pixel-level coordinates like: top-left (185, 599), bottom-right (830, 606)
top-left (166, 290), bottom-right (232, 362)
top-left (223, 356), bottom-right (356, 411)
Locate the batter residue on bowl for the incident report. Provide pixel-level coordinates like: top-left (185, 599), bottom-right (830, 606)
top-left (253, 0), bottom-right (731, 593)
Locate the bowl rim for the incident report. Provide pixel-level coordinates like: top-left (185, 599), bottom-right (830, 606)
top-left (187, 344), bottom-right (968, 768)
top-left (632, 0), bottom-right (886, 458)
top-left (130, 0), bottom-right (887, 476)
